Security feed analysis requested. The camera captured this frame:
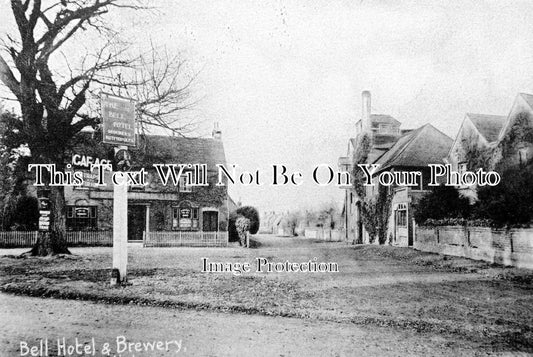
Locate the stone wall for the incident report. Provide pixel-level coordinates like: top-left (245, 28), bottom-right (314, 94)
top-left (415, 226), bottom-right (533, 269)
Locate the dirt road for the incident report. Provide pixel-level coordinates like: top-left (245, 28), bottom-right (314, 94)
top-left (1, 293), bottom-right (488, 357)
top-left (1, 235), bottom-right (532, 356)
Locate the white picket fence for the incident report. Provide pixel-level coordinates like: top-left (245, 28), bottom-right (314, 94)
top-left (0, 230), bottom-right (229, 248)
top-left (145, 231), bottom-right (229, 247)
top-left (0, 230), bottom-right (113, 248)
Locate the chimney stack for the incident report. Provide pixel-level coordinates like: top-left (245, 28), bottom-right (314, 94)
top-left (361, 91), bottom-right (371, 133)
top-left (212, 122), bottom-right (222, 139)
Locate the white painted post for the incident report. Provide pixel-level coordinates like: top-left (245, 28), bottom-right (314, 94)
top-left (144, 205), bottom-right (149, 247)
top-left (112, 146), bottom-right (128, 285)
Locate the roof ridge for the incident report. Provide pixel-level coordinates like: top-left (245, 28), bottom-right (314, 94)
top-left (466, 112), bottom-right (506, 118)
top-left (374, 124), bottom-right (426, 166)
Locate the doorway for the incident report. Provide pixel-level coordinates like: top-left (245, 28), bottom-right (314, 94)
top-left (202, 211), bottom-right (218, 232)
top-left (128, 205), bottom-right (146, 241)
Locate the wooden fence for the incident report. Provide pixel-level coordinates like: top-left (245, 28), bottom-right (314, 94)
top-left (145, 231), bottom-right (228, 247)
top-left (0, 230), bottom-right (229, 248)
top-left (0, 230), bottom-right (113, 248)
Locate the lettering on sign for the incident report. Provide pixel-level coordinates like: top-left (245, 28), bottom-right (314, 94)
top-left (101, 93), bottom-right (136, 147)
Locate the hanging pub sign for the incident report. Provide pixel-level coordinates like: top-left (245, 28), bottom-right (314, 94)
top-left (101, 92), bottom-right (136, 147)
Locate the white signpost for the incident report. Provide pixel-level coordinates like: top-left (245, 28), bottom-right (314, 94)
top-left (101, 93), bottom-right (136, 285)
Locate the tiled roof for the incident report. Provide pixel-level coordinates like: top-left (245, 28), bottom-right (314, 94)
top-left (520, 93), bottom-right (533, 109)
top-left (466, 113), bottom-right (506, 143)
top-left (373, 124), bottom-right (452, 172)
top-left (369, 114), bottom-right (401, 126)
top-left (355, 114), bottom-right (401, 128)
top-left (72, 133), bottom-right (226, 169)
top-left (133, 135), bottom-right (227, 169)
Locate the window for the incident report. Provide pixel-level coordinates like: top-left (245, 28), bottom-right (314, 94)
top-left (66, 206), bottom-right (97, 230)
top-left (377, 124), bottom-right (399, 135)
top-left (179, 175), bottom-right (192, 193)
top-left (458, 162), bottom-right (467, 175)
top-left (172, 205), bottom-right (199, 229)
top-left (396, 203), bottom-right (407, 227)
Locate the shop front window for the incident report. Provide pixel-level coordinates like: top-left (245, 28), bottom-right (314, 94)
top-left (66, 206), bottom-right (97, 230)
top-left (172, 204), bottom-right (199, 229)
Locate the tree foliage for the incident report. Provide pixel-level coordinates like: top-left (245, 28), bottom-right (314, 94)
top-left (235, 206), bottom-right (260, 234)
top-left (413, 184), bottom-right (470, 225)
top-left (228, 206), bottom-right (260, 242)
top-left (473, 162), bottom-right (533, 227)
top-left (0, 1), bottom-right (198, 255)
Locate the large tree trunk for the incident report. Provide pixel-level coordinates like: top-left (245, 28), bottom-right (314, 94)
top-left (30, 184), bottom-right (70, 256)
top-left (27, 138), bottom-right (71, 257)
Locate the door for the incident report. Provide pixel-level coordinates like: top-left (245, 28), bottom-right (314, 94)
top-left (202, 211), bottom-right (218, 232)
top-left (128, 205), bottom-right (146, 241)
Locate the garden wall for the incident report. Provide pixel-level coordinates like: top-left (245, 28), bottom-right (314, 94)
top-left (415, 226), bottom-right (533, 269)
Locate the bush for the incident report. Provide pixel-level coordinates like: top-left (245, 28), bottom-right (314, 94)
top-left (234, 206), bottom-right (260, 234)
top-left (228, 206), bottom-right (260, 242)
top-left (413, 184), bottom-right (470, 225)
top-left (473, 162), bottom-right (533, 227)
top-left (10, 195), bottom-right (39, 230)
top-left (228, 212), bottom-right (241, 242)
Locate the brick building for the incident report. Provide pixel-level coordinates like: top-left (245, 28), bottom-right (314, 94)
top-left (64, 127), bottom-right (230, 242)
top-left (338, 91), bottom-right (452, 246)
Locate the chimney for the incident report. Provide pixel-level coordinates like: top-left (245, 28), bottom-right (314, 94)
top-left (212, 122), bottom-right (222, 139)
top-left (361, 90), bottom-right (371, 133)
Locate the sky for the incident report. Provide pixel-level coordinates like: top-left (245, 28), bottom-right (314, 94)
top-left (2, 1), bottom-right (533, 213)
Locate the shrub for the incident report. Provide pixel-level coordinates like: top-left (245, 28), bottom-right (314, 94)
top-left (228, 212), bottom-right (240, 242)
top-left (10, 195), bottom-right (39, 230)
top-left (234, 206), bottom-right (260, 234)
top-left (413, 184), bottom-right (470, 225)
top-left (228, 206), bottom-right (260, 241)
top-left (473, 162), bottom-right (533, 227)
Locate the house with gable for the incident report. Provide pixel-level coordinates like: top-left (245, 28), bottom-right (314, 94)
top-left (63, 124), bottom-right (230, 243)
top-left (338, 91), bottom-right (403, 244)
top-left (446, 93), bottom-right (533, 202)
top-left (339, 91), bottom-right (452, 246)
top-left (445, 113), bottom-right (506, 202)
top-left (370, 124), bottom-right (452, 246)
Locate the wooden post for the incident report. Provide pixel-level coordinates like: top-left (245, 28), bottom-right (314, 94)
top-left (144, 205), bottom-right (149, 247)
top-left (112, 146), bottom-right (128, 285)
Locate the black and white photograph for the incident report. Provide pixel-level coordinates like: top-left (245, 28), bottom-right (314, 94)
top-left (0, 1), bottom-right (532, 356)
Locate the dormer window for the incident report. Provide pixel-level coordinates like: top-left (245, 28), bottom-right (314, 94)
top-left (377, 124), bottom-right (399, 135)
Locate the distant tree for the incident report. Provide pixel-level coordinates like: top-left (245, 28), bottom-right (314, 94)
top-left (413, 184), bottom-right (470, 225)
top-left (283, 212), bottom-right (299, 236)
